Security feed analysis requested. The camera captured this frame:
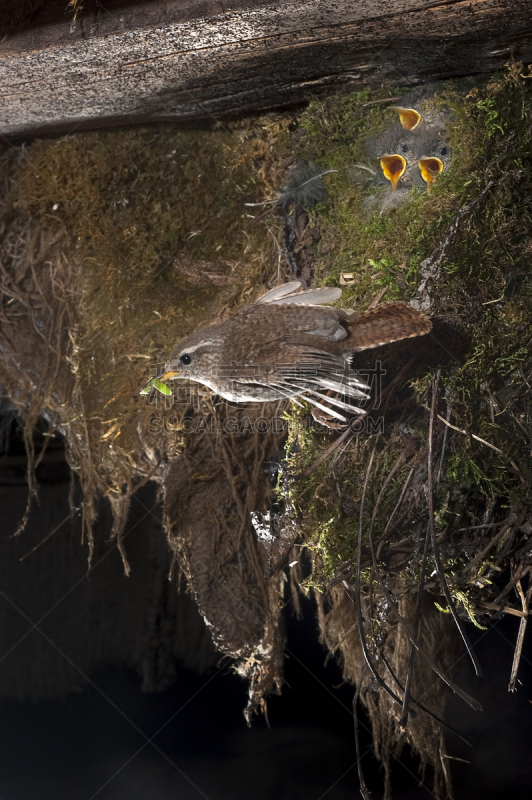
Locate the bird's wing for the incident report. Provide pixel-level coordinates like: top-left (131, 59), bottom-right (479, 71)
top-left (264, 346), bottom-right (370, 420)
top-left (235, 302), bottom-right (348, 342)
top-left (256, 283), bottom-right (342, 306)
top-left (284, 305), bottom-right (348, 340)
top-left (219, 338), bottom-right (370, 421)
top-left (255, 281), bottom-right (303, 303)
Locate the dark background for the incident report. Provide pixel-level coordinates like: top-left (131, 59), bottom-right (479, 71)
top-left (0, 421), bottom-right (531, 800)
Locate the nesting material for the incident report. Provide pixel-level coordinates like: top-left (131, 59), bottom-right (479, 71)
top-left (1, 66), bottom-right (532, 798)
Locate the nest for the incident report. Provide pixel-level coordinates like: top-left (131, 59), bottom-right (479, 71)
top-left (277, 65), bottom-right (532, 797)
top-left (2, 66), bottom-right (532, 798)
top-left (317, 587), bottom-right (458, 798)
top-left (0, 120), bottom-right (288, 715)
top-left (163, 401), bottom-right (287, 718)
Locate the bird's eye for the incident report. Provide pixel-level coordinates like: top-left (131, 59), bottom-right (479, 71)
top-left (401, 144), bottom-right (409, 154)
top-left (180, 354), bottom-right (192, 365)
top-left (440, 146), bottom-right (448, 156)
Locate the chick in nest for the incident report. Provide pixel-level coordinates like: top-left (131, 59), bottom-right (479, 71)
top-left (375, 124), bottom-right (452, 192)
top-left (361, 89), bottom-right (453, 212)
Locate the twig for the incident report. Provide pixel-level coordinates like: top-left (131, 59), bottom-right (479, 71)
top-left (361, 441), bottom-right (416, 554)
top-left (508, 578), bottom-right (532, 691)
top-left (492, 563), bottom-right (528, 606)
top-left (436, 401), bottom-right (451, 484)
top-left (244, 170), bottom-right (338, 207)
top-left (413, 181), bottom-right (494, 311)
top-left (435, 411), bottom-right (503, 455)
top-left (399, 519), bottom-right (431, 729)
top-left (428, 372), bottom-right (483, 677)
top-left (362, 97), bottom-right (397, 105)
top-left (353, 665), bottom-right (372, 800)
top-left (481, 601), bottom-right (530, 619)
top-left (376, 465), bottom-right (415, 557)
top-left (19, 510), bottom-right (76, 561)
top-left (461, 513), bottom-right (519, 578)
top-left (455, 522), bottom-right (506, 532)
top-left (367, 286), bottom-right (388, 309)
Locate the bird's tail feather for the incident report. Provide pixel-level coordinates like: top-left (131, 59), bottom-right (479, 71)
top-left (346, 302), bottom-right (431, 352)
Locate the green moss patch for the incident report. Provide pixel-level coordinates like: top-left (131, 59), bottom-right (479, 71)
top-left (3, 64), bottom-right (532, 799)
top-left (277, 66), bottom-right (532, 623)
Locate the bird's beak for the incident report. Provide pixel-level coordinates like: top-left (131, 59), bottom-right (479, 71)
top-left (388, 106), bottom-right (422, 131)
top-left (139, 369), bottom-right (181, 396)
top-left (158, 370), bottom-right (181, 381)
top-left (418, 157), bottom-right (444, 189)
top-left (380, 154), bottom-right (407, 192)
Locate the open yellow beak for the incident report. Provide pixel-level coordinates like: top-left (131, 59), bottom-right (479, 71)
top-left (418, 157), bottom-right (444, 188)
top-left (388, 106), bottom-right (422, 131)
top-left (159, 370), bottom-right (180, 380)
top-left (380, 154), bottom-right (407, 192)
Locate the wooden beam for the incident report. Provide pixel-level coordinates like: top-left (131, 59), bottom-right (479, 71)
top-left (1, 0), bottom-right (532, 138)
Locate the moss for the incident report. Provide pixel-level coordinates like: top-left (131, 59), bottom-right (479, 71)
top-left (11, 121), bottom-right (291, 486)
top-left (11, 67), bottom-right (531, 582)
top-left (275, 66), bottom-right (532, 610)
top-left (270, 84), bottom-right (486, 308)
top-left (5, 62), bottom-right (532, 800)
top-left (15, 124), bottom-right (281, 332)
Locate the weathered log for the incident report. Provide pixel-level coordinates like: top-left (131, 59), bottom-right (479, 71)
top-left (1, 0), bottom-right (532, 137)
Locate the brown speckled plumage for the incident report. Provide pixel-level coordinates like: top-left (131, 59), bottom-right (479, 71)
top-left (156, 284), bottom-right (431, 421)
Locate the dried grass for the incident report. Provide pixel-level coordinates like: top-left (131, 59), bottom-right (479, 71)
top-left (2, 66), bottom-right (532, 796)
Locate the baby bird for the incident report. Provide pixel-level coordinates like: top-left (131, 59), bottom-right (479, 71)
top-left (364, 88), bottom-right (452, 199)
top-left (377, 123), bottom-right (452, 191)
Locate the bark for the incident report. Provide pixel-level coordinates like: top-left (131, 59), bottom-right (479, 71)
top-left (1, 1), bottom-right (532, 137)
